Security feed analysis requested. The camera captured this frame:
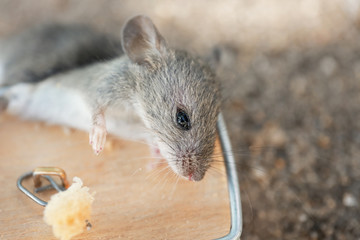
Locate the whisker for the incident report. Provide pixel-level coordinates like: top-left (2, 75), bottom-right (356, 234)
top-left (159, 170), bottom-right (172, 190)
top-left (151, 167), bottom-right (172, 191)
top-left (243, 183), bottom-right (254, 224)
top-left (170, 174), bottom-right (180, 199)
top-left (207, 167), bottom-right (225, 177)
top-left (146, 164), bottom-right (172, 180)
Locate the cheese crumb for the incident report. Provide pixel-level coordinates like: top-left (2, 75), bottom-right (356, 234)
top-left (44, 177), bottom-right (95, 240)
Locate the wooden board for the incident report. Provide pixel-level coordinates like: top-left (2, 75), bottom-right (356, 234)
top-left (0, 114), bottom-right (230, 239)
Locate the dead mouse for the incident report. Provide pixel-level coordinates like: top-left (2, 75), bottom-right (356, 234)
top-left (0, 15), bottom-right (221, 181)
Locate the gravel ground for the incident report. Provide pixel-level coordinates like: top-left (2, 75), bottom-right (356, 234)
top-left (219, 36), bottom-right (360, 239)
top-left (1, 1), bottom-right (359, 239)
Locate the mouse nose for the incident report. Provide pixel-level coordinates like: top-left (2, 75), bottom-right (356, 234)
top-left (188, 170), bottom-right (205, 182)
top-left (188, 172), bottom-right (193, 181)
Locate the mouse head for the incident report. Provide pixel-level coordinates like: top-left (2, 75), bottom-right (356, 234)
top-left (122, 15), bottom-right (221, 181)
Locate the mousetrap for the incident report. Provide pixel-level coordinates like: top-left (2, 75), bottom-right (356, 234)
top-left (1, 113), bottom-right (242, 239)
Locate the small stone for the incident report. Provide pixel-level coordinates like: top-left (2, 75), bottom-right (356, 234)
top-left (325, 197), bottom-right (336, 209)
top-left (275, 158), bottom-right (286, 170)
top-left (320, 56), bottom-right (337, 76)
top-left (266, 123), bottom-right (287, 147)
top-left (298, 213), bottom-right (307, 222)
top-left (343, 193), bottom-right (358, 207)
top-left (317, 134), bottom-right (330, 149)
top-left (252, 166), bottom-right (267, 183)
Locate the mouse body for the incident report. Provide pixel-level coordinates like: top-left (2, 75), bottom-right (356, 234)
top-left (0, 16), bottom-right (221, 181)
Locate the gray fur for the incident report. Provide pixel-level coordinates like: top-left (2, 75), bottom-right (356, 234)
top-left (0, 23), bottom-right (122, 86)
top-left (1, 15), bottom-right (221, 181)
top-left (129, 49), bottom-right (221, 181)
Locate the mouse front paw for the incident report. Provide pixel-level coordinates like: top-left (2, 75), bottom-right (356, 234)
top-left (89, 112), bottom-right (107, 155)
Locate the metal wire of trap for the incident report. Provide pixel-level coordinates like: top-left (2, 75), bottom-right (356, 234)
top-left (17, 167), bottom-right (69, 206)
top-left (216, 113), bottom-right (243, 240)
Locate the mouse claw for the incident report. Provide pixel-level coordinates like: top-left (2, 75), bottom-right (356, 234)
top-left (89, 111), bottom-right (107, 155)
top-left (89, 125), bottom-right (107, 155)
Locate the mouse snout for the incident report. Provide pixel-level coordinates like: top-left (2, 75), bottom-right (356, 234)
top-left (158, 141), bottom-right (210, 181)
top-left (177, 152), bottom-right (206, 182)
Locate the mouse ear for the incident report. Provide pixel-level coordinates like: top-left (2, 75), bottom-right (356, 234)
top-left (122, 15), bottom-right (167, 65)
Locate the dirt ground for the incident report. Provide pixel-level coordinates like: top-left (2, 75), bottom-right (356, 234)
top-left (0, 1), bottom-right (359, 239)
top-left (223, 40), bottom-right (360, 240)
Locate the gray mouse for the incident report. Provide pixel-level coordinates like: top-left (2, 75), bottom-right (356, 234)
top-left (0, 15), bottom-right (221, 181)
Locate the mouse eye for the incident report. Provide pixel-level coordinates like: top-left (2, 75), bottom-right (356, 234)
top-left (176, 108), bottom-right (191, 130)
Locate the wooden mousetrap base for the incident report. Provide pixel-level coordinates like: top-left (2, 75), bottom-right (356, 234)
top-left (0, 114), bottom-right (230, 239)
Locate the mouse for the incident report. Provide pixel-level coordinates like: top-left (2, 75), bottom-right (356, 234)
top-left (0, 15), bottom-right (221, 181)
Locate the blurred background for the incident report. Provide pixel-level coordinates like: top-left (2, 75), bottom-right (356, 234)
top-left (1, 0), bottom-right (359, 239)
